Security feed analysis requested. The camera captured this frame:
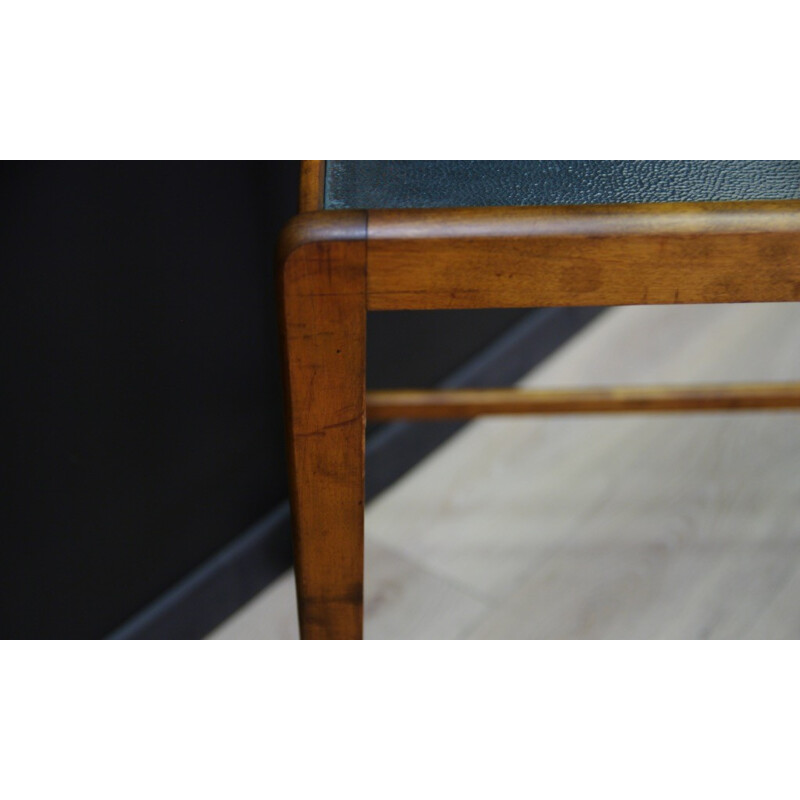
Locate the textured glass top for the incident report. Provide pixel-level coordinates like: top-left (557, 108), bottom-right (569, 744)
top-left (324, 160), bottom-right (800, 210)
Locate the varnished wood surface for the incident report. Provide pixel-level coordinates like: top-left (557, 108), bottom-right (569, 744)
top-left (366, 383), bottom-right (800, 419)
top-left (278, 216), bottom-right (367, 639)
top-left (277, 210), bottom-right (366, 266)
top-left (214, 304), bottom-right (800, 639)
top-left (279, 201), bottom-right (800, 311)
top-left (299, 160), bottom-right (325, 212)
top-left (366, 201), bottom-right (800, 310)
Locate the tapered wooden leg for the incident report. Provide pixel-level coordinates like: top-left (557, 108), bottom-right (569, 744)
top-left (278, 214), bottom-right (367, 639)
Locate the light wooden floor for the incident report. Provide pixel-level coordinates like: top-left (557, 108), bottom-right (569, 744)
top-left (211, 303), bottom-right (800, 639)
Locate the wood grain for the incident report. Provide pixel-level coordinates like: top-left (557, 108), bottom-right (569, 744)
top-left (278, 211), bottom-right (367, 639)
top-left (299, 160), bottom-right (326, 212)
top-left (366, 383), bottom-right (800, 419)
top-left (366, 201), bottom-right (800, 310)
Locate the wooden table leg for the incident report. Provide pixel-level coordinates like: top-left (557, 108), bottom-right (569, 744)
top-left (278, 217), bottom-right (367, 639)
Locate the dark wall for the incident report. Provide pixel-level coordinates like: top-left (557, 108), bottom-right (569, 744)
top-left (0, 162), bottom-right (530, 638)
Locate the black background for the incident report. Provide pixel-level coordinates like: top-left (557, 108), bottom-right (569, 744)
top-left (0, 162), bottom-right (530, 638)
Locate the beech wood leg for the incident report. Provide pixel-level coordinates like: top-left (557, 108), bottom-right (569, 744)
top-left (278, 216), bottom-right (367, 639)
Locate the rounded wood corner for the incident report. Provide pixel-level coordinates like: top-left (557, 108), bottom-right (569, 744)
top-left (276, 210), bottom-right (368, 268)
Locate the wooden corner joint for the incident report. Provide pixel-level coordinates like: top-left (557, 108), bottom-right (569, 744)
top-left (276, 210), bottom-right (367, 269)
top-left (277, 200), bottom-right (800, 311)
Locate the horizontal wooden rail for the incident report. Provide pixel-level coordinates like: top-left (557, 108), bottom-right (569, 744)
top-left (366, 383), bottom-right (800, 420)
top-left (366, 201), bottom-right (800, 310)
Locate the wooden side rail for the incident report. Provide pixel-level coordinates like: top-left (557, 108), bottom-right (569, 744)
top-left (366, 384), bottom-right (800, 420)
top-left (365, 201), bottom-right (800, 310)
